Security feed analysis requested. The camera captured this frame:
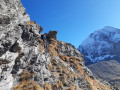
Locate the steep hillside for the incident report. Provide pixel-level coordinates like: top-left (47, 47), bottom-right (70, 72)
top-left (0, 0), bottom-right (114, 90)
top-left (87, 60), bottom-right (120, 89)
top-left (78, 26), bottom-right (120, 65)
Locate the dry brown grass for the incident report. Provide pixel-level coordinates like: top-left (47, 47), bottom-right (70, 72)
top-left (85, 74), bottom-right (111, 90)
top-left (58, 55), bottom-right (69, 62)
top-left (20, 70), bottom-right (34, 81)
top-left (38, 38), bottom-right (45, 53)
top-left (14, 70), bottom-right (44, 90)
top-left (14, 81), bottom-right (44, 90)
top-left (43, 83), bottom-right (52, 90)
top-left (54, 72), bottom-right (59, 78)
top-left (48, 38), bottom-right (58, 56)
top-left (52, 80), bottom-right (63, 90)
top-left (68, 85), bottom-right (78, 90)
top-left (62, 68), bottom-right (70, 75)
top-left (48, 63), bottom-right (52, 71)
top-left (52, 65), bottom-right (56, 72)
top-left (47, 38), bottom-right (111, 90)
top-left (57, 66), bottom-right (62, 73)
top-left (58, 51), bottom-right (111, 90)
top-left (68, 86), bottom-right (74, 90)
top-left (27, 21), bottom-right (35, 25)
top-left (38, 44), bottom-right (44, 53)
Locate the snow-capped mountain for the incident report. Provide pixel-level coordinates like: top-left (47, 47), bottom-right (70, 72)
top-left (78, 26), bottom-right (120, 65)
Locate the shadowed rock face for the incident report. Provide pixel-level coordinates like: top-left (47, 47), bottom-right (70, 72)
top-left (0, 15), bottom-right (10, 25)
top-left (46, 31), bottom-right (58, 41)
top-left (0, 0), bottom-right (114, 90)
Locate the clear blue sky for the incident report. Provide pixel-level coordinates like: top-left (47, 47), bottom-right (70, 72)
top-left (21, 0), bottom-right (120, 48)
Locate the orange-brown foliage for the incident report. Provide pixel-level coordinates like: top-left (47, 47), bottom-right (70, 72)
top-left (68, 86), bottom-right (74, 90)
top-left (52, 80), bottom-right (63, 90)
top-left (43, 83), bottom-right (52, 90)
top-left (14, 81), bottom-right (43, 90)
top-left (20, 70), bottom-right (34, 81)
top-left (54, 72), bottom-right (59, 78)
top-left (27, 21), bottom-right (34, 25)
top-left (14, 70), bottom-right (44, 90)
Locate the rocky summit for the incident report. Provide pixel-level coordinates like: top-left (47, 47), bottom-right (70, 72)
top-left (0, 0), bottom-right (114, 90)
top-left (78, 26), bottom-right (120, 65)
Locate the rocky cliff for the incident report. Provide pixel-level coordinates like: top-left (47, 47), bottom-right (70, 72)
top-left (0, 0), bottom-right (114, 90)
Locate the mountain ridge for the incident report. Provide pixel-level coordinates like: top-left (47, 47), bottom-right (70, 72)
top-left (0, 0), bottom-right (115, 90)
top-left (78, 26), bottom-right (120, 65)
top-left (78, 26), bottom-right (120, 89)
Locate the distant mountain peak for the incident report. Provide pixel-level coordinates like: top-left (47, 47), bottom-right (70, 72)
top-left (103, 26), bottom-right (115, 29)
top-left (78, 26), bottom-right (120, 65)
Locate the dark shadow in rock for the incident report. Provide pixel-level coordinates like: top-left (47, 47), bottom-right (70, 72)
top-left (0, 58), bottom-right (10, 65)
top-left (0, 42), bottom-right (11, 56)
top-left (44, 78), bottom-right (49, 81)
top-left (21, 31), bottom-right (30, 41)
top-left (11, 53), bottom-right (24, 74)
top-left (9, 42), bottom-right (21, 52)
top-left (46, 31), bottom-right (57, 41)
top-left (0, 48), bottom-right (7, 57)
top-left (0, 15), bottom-right (10, 25)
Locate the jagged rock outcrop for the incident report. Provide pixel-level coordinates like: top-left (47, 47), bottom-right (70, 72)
top-left (0, 0), bottom-right (114, 90)
top-left (46, 31), bottom-right (57, 41)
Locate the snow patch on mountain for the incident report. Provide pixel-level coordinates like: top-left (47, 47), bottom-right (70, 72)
top-left (78, 26), bottom-right (120, 65)
top-left (86, 54), bottom-right (116, 63)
